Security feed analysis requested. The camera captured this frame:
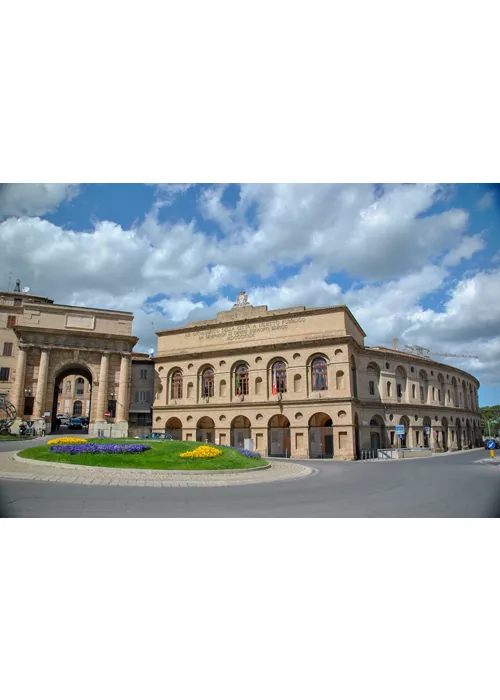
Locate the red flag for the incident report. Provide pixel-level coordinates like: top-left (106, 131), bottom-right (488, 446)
top-left (272, 367), bottom-right (277, 395)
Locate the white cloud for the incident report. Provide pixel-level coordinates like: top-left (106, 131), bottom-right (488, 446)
top-left (1, 182), bottom-right (498, 393)
top-left (153, 183), bottom-right (194, 208)
top-left (0, 184), bottom-right (79, 218)
top-left (442, 233), bottom-right (486, 266)
top-left (477, 190), bottom-right (495, 211)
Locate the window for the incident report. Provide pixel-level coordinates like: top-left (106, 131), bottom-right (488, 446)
top-left (420, 386), bottom-right (424, 401)
top-left (66, 380), bottom-right (71, 393)
top-left (272, 361), bottom-right (287, 393)
top-left (438, 389), bottom-right (441, 402)
top-left (107, 399), bottom-right (117, 418)
top-left (129, 412), bottom-right (152, 426)
top-left (140, 368), bottom-right (148, 379)
top-left (3, 342), bottom-right (13, 356)
top-left (235, 364), bottom-right (249, 395)
top-left (386, 381), bottom-right (391, 397)
top-left (397, 383), bottom-right (402, 398)
top-left (0, 367), bottom-right (10, 381)
top-left (432, 387), bottom-right (435, 400)
top-left (412, 384), bottom-right (416, 399)
top-left (171, 371), bottom-right (183, 399)
top-left (135, 390), bottom-right (151, 403)
top-left (369, 380), bottom-right (375, 395)
top-left (311, 357), bottom-right (328, 391)
top-left (14, 297), bottom-right (23, 306)
top-left (202, 368), bottom-right (215, 397)
top-left (73, 400), bottom-right (83, 416)
top-left (416, 430), bottom-right (420, 445)
top-left (7, 315), bottom-right (16, 328)
top-left (75, 378), bottom-right (85, 395)
top-left (23, 396), bottom-right (34, 416)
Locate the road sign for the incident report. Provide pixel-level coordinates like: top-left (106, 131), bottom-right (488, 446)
top-left (395, 425), bottom-right (405, 435)
top-left (487, 440), bottom-right (496, 450)
top-left (104, 411), bottom-right (111, 419)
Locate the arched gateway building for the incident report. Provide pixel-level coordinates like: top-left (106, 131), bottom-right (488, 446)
top-left (0, 287), bottom-right (138, 437)
top-left (152, 296), bottom-right (481, 459)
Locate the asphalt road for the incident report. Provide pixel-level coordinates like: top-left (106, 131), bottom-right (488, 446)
top-left (1, 448), bottom-right (499, 517)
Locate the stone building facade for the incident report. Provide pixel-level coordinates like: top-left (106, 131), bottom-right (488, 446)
top-left (152, 297), bottom-right (481, 459)
top-left (0, 286), bottom-right (137, 436)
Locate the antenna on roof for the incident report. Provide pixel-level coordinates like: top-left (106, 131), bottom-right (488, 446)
top-left (13, 279), bottom-right (21, 293)
top-left (7, 271), bottom-right (12, 293)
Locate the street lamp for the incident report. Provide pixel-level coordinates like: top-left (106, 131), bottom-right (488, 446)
top-left (24, 388), bottom-right (32, 397)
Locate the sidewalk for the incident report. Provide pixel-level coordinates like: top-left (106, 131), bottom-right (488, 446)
top-left (0, 448), bottom-right (315, 488)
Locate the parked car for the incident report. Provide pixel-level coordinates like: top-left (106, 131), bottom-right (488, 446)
top-left (57, 414), bottom-right (70, 426)
top-left (80, 416), bottom-right (89, 426)
top-left (137, 432), bottom-right (173, 440)
top-left (69, 417), bottom-right (83, 430)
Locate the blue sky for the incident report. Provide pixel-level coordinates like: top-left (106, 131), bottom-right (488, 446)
top-left (1, 183), bottom-right (499, 405)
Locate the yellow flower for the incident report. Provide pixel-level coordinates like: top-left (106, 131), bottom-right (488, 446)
top-left (47, 437), bottom-right (89, 446)
top-left (180, 445), bottom-right (222, 459)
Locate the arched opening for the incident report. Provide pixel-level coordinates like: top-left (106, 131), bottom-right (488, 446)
top-left (369, 414), bottom-right (386, 451)
top-left (452, 377), bottom-right (458, 406)
top-left (336, 370), bottom-right (345, 391)
top-left (423, 416), bottom-right (431, 448)
top-left (354, 413), bottom-right (361, 459)
top-left (171, 370), bottom-right (183, 399)
top-left (395, 366), bottom-right (407, 402)
top-left (398, 415), bottom-right (410, 448)
top-left (201, 368), bottom-right (215, 398)
top-left (456, 417), bottom-right (462, 450)
top-left (311, 357), bottom-right (328, 391)
top-left (268, 414), bottom-right (291, 457)
top-left (271, 360), bottom-right (287, 395)
top-left (466, 419), bottom-right (472, 447)
top-left (165, 417), bottom-right (182, 441)
top-left (196, 416), bottom-right (215, 443)
top-left (351, 356), bottom-right (358, 397)
top-left (51, 364), bottom-right (93, 434)
top-left (366, 362), bottom-right (381, 399)
top-left (308, 412), bottom-right (333, 458)
top-left (230, 415), bottom-right (251, 448)
top-left (235, 364), bottom-right (249, 396)
top-left (419, 370), bottom-right (428, 403)
top-left (441, 417), bottom-right (449, 452)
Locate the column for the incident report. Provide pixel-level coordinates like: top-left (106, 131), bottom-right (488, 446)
top-left (33, 349), bottom-right (50, 419)
top-left (116, 354), bottom-right (130, 422)
top-left (11, 345), bottom-right (28, 415)
top-left (96, 353), bottom-right (109, 421)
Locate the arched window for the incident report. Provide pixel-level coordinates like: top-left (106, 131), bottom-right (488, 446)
top-left (386, 381), bottom-right (392, 397)
top-left (73, 400), bottom-right (82, 416)
top-left (75, 377), bottom-right (85, 396)
top-left (66, 380), bottom-right (71, 393)
top-left (432, 387), bottom-right (435, 401)
top-left (311, 357), bottom-right (328, 391)
top-left (351, 356), bottom-right (358, 397)
top-left (202, 368), bottom-right (214, 397)
top-left (412, 384), bottom-right (416, 399)
top-left (272, 361), bottom-right (287, 394)
top-left (171, 370), bottom-right (183, 399)
top-left (235, 365), bottom-right (249, 395)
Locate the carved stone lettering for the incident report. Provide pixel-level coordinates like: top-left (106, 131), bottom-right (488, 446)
top-left (185, 317), bottom-right (306, 342)
top-left (66, 314), bottom-right (95, 330)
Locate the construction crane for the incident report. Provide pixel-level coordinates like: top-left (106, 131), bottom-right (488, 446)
top-left (392, 338), bottom-right (479, 359)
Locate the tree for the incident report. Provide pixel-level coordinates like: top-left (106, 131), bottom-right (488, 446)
top-left (479, 405), bottom-right (500, 435)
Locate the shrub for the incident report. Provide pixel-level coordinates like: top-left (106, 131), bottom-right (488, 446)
top-left (49, 443), bottom-right (151, 455)
top-left (47, 437), bottom-right (88, 446)
top-left (179, 445), bottom-right (223, 459)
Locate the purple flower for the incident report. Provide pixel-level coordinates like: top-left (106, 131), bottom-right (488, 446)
top-left (49, 442), bottom-right (152, 455)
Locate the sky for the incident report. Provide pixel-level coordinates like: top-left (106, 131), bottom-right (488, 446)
top-left (0, 183), bottom-right (499, 406)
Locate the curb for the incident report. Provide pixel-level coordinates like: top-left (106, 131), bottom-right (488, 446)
top-left (12, 452), bottom-right (272, 476)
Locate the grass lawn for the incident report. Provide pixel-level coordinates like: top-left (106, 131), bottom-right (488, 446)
top-left (18, 439), bottom-right (268, 470)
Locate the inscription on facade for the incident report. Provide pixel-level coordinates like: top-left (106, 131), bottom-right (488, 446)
top-left (185, 317), bottom-right (306, 342)
top-left (66, 314), bottom-right (95, 330)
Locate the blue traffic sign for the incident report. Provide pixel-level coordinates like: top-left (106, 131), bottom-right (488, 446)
top-left (487, 440), bottom-right (496, 450)
top-left (395, 425), bottom-right (405, 435)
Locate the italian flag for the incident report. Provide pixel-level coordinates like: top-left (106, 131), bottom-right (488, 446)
top-left (272, 367), bottom-right (277, 396)
top-left (236, 375), bottom-right (241, 395)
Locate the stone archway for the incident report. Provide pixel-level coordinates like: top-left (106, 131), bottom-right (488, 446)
top-left (268, 414), bottom-right (291, 457)
top-left (50, 362), bottom-right (93, 433)
top-left (456, 418), bottom-right (462, 450)
top-left (308, 412), bottom-right (333, 458)
top-left (230, 415), bottom-right (251, 449)
top-left (441, 417), bottom-right (449, 452)
top-left (196, 416), bottom-right (215, 443)
top-left (165, 417), bottom-right (182, 440)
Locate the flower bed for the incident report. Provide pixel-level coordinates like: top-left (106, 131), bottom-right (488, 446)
top-left (47, 437), bottom-right (88, 446)
top-left (49, 442), bottom-right (152, 455)
top-left (179, 445), bottom-right (223, 459)
top-left (205, 442), bottom-right (262, 459)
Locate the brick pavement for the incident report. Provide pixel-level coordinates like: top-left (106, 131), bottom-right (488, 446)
top-left (0, 448), bottom-right (315, 487)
